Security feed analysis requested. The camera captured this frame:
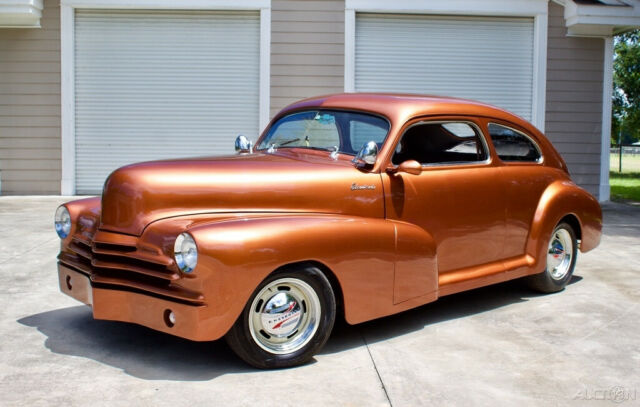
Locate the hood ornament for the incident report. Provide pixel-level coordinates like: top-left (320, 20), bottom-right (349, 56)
top-left (330, 146), bottom-right (339, 160)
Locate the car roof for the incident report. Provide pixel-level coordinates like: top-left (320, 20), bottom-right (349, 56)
top-left (274, 92), bottom-right (567, 173)
top-left (279, 93), bottom-right (536, 134)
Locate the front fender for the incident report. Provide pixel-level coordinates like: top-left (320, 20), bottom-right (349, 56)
top-left (526, 180), bottom-right (602, 270)
top-left (60, 196), bottom-right (101, 247)
top-left (187, 214), bottom-right (399, 337)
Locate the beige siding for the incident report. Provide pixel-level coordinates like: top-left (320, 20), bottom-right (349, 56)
top-left (545, 2), bottom-right (604, 197)
top-left (0, 0), bottom-right (61, 194)
top-left (0, 0), bottom-right (608, 198)
top-left (270, 0), bottom-right (345, 117)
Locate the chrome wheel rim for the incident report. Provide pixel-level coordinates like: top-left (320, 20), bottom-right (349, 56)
top-left (249, 278), bottom-right (321, 355)
top-left (547, 228), bottom-right (573, 280)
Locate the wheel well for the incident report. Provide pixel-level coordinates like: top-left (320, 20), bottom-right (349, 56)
top-left (559, 214), bottom-right (582, 241)
top-left (274, 260), bottom-right (345, 321)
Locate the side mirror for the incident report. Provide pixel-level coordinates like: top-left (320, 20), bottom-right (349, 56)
top-left (387, 160), bottom-right (422, 175)
top-left (352, 141), bottom-right (378, 166)
top-left (235, 135), bottom-right (253, 154)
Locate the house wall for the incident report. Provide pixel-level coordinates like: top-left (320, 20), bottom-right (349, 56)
top-left (0, 0), bottom-right (61, 194)
top-left (545, 1), bottom-right (604, 198)
top-left (270, 0), bottom-right (345, 117)
top-left (0, 0), bottom-right (609, 198)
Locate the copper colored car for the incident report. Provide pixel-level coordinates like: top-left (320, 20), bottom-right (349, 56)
top-left (54, 93), bottom-right (602, 368)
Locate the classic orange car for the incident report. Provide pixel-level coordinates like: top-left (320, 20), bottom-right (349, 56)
top-left (55, 93), bottom-right (602, 368)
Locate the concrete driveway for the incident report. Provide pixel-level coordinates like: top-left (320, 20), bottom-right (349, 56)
top-left (0, 196), bottom-right (638, 406)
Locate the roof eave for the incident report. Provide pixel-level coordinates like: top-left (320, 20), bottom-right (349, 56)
top-left (0, 0), bottom-right (43, 28)
top-left (563, 0), bottom-right (640, 36)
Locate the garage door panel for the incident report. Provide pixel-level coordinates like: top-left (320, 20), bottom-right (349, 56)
top-left (74, 10), bottom-right (260, 194)
top-left (355, 13), bottom-right (534, 121)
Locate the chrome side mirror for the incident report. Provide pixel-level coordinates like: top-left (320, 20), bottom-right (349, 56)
top-left (352, 141), bottom-right (378, 166)
top-left (386, 159), bottom-right (422, 175)
top-left (235, 134), bottom-right (253, 154)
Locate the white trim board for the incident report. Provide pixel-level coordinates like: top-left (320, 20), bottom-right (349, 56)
top-left (532, 13), bottom-right (548, 132)
top-left (344, 9), bottom-right (355, 93)
top-left (345, 0), bottom-right (548, 16)
top-left (60, 0), bottom-right (269, 9)
top-left (599, 36), bottom-right (613, 202)
top-left (60, 4), bottom-right (75, 196)
top-left (344, 0), bottom-right (549, 132)
top-left (259, 7), bottom-right (271, 135)
top-left (59, 0), bottom-right (271, 195)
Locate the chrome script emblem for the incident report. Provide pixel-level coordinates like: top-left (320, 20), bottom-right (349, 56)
top-left (351, 183), bottom-right (376, 191)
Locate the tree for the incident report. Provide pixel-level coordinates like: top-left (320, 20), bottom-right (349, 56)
top-left (613, 30), bottom-right (640, 144)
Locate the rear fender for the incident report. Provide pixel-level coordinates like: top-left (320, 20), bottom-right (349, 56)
top-left (526, 180), bottom-right (602, 271)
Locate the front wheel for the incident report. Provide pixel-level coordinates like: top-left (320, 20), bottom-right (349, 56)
top-left (526, 222), bottom-right (578, 293)
top-left (225, 265), bottom-right (336, 368)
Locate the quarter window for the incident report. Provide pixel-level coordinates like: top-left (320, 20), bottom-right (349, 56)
top-left (488, 123), bottom-right (542, 162)
top-left (392, 122), bottom-right (488, 165)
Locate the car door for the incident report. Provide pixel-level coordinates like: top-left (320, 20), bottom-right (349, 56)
top-left (381, 117), bottom-right (506, 302)
top-left (485, 121), bottom-right (557, 259)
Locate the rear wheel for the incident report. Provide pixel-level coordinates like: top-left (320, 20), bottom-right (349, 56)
top-left (225, 265), bottom-right (336, 369)
top-left (526, 222), bottom-right (577, 293)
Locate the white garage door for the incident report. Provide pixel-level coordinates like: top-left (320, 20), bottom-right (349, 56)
top-left (75, 10), bottom-right (260, 194)
top-left (355, 14), bottom-right (534, 120)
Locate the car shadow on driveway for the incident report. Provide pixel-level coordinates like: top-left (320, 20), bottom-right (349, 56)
top-left (322, 276), bottom-right (582, 354)
top-left (17, 276), bottom-right (581, 380)
top-left (18, 306), bottom-right (252, 380)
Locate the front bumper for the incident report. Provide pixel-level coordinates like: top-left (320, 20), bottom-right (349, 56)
top-left (58, 264), bottom-right (211, 341)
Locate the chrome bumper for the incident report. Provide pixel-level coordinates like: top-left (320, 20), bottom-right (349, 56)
top-left (58, 264), bottom-right (211, 341)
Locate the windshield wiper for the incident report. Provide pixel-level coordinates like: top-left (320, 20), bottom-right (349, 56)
top-left (266, 138), bottom-right (301, 153)
top-left (276, 138), bottom-right (300, 147)
top-left (266, 143), bottom-right (344, 156)
top-left (303, 146), bottom-right (332, 151)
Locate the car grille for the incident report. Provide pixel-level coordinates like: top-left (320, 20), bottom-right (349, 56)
top-left (58, 231), bottom-right (204, 305)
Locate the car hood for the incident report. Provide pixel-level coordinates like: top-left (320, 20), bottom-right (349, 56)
top-left (100, 151), bottom-right (384, 236)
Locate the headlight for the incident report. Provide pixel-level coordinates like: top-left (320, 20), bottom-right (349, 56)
top-left (54, 206), bottom-right (71, 239)
top-left (174, 233), bottom-right (198, 273)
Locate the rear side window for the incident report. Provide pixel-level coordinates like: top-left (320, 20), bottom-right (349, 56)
top-left (392, 121), bottom-right (488, 165)
top-left (488, 123), bottom-right (542, 162)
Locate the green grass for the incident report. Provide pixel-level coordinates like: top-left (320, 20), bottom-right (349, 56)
top-left (610, 153), bottom-right (640, 173)
top-left (610, 171), bottom-right (640, 202)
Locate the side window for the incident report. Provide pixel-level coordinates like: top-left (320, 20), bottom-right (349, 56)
top-left (488, 123), bottom-right (542, 162)
top-left (392, 122), bottom-right (488, 165)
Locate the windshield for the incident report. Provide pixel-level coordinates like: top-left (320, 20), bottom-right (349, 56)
top-left (257, 110), bottom-right (390, 155)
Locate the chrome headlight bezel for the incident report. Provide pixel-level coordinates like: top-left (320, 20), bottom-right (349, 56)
top-left (54, 205), bottom-right (71, 239)
top-left (174, 233), bottom-right (198, 273)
